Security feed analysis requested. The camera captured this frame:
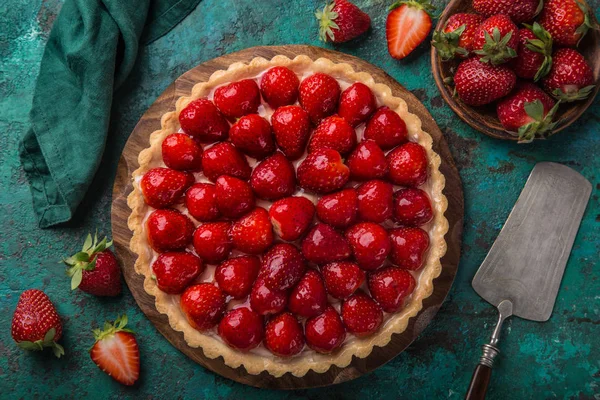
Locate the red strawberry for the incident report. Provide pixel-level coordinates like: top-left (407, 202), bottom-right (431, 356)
top-left (386, 0), bottom-right (435, 60)
top-left (389, 227), bottom-right (430, 270)
top-left (357, 180), bottom-right (393, 223)
top-left (316, 0), bottom-right (371, 43)
top-left (178, 98), bottom-right (229, 142)
top-left (162, 133), bottom-right (203, 171)
top-left (64, 233), bottom-right (122, 297)
top-left (140, 167), bottom-right (193, 209)
top-left (387, 142), bottom-right (428, 187)
top-left (346, 222), bottom-right (391, 271)
top-left (453, 57), bottom-right (517, 106)
top-left (432, 13), bottom-right (483, 61)
top-left (364, 107), bottom-right (408, 149)
top-left (368, 267), bottom-right (416, 312)
top-left (308, 115), bottom-right (357, 155)
top-left (259, 243), bottom-right (306, 291)
top-left (473, 0), bottom-right (542, 23)
top-left (305, 306), bottom-right (346, 353)
top-left (213, 79), bottom-right (261, 118)
top-left (299, 73), bottom-right (341, 124)
top-left (269, 196), bottom-right (315, 241)
top-left (201, 142), bottom-right (251, 182)
top-left (539, 0), bottom-right (597, 47)
top-left (347, 140), bottom-right (389, 181)
top-left (542, 48), bottom-right (595, 102)
top-left (229, 114), bottom-right (275, 159)
top-left (321, 261), bottom-right (365, 299)
top-left (192, 221), bottom-right (233, 263)
top-left (338, 82), bottom-right (376, 127)
top-left (264, 312), bottom-right (305, 357)
top-left (151, 252), bottom-right (203, 294)
top-left (231, 207), bottom-right (274, 254)
top-left (147, 209), bottom-right (194, 252)
top-left (316, 188), bottom-right (358, 228)
top-left (288, 270), bottom-right (328, 318)
top-left (512, 24), bottom-right (553, 81)
top-left (215, 175), bottom-right (255, 219)
top-left (497, 82), bottom-right (558, 142)
top-left (472, 14), bottom-right (519, 65)
top-left (250, 278), bottom-right (288, 315)
top-left (250, 152), bottom-right (296, 200)
top-left (341, 290), bottom-right (383, 337)
top-left (271, 105), bottom-right (311, 160)
top-left (215, 255), bottom-right (261, 299)
top-left (297, 148), bottom-right (350, 194)
top-left (11, 289), bottom-right (64, 358)
top-left (181, 283), bottom-right (226, 331)
top-left (185, 183), bottom-right (220, 221)
top-left (393, 187), bottom-right (433, 226)
top-left (218, 308), bottom-right (264, 351)
top-left (89, 315), bottom-right (139, 385)
top-left (260, 66), bottom-right (300, 108)
top-left (302, 223), bottom-right (352, 264)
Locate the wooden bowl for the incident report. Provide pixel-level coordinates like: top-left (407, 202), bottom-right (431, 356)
top-left (431, 0), bottom-right (600, 141)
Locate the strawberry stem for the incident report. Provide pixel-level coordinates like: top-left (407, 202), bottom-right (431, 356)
top-left (390, 0), bottom-right (436, 16)
top-left (92, 315), bottom-right (135, 346)
top-left (523, 23), bottom-right (553, 81)
top-left (63, 232), bottom-right (113, 290)
top-left (432, 24), bottom-right (468, 61)
top-left (474, 27), bottom-right (517, 65)
top-left (315, 1), bottom-right (340, 42)
top-left (16, 327), bottom-right (65, 358)
top-left (517, 100), bottom-right (560, 143)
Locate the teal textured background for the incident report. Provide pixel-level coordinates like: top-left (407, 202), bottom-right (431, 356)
top-left (1, 0), bottom-right (598, 398)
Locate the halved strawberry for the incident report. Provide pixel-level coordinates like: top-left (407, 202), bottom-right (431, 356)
top-left (341, 291), bottom-right (383, 337)
top-left (308, 115), bottom-right (357, 155)
top-left (250, 152), bottom-right (296, 200)
top-left (297, 148), bottom-right (350, 194)
top-left (215, 255), bottom-right (261, 299)
top-left (288, 270), bottom-right (328, 318)
top-left (368, 267), bottom-right (416, 312)
top-left (151, 252), bottom-right (203, 294)
top-left (215, 175), bottom-right (255, 219)
top-left (386, 0), bottom-right (435, 60)
top-left (192, 222), bottom-right (233, 264)
top-left (178, 98), bottom-right (229, 143)
top-left (147, 209), bottom-right (194, 253)
top-left (269, 196), bottom-right (315, 241)
top-left (264, 312), bottom-right (305, 357)
top-left (305, 307), bottom-right (346, 353)
top-left (321, 261), bottom-right (365, 299)
top-left (347, 140), bottom-right (389, 181)
top-left (259, 243), bottom-right (306, 291)
top-left (140, 168), bottom-right (193, 209)
top-left (302, 223), bottom-right (352, 265)
top-left (260, 66), bottom-right (300, 108)
top-left (229, 114), bottom-right (275, 159)
top-left (161, 133), bottom-right (203, 171)
top-left (201, 142), bottom-right (251, 182)
top-left (218, 308), bottom-right (264, 351)
top-left (316, 188), bottom-right (358, 229)
top-left (338, 82), bottom-right (376, 127)
top-left (299, 73), bottom-right (341, 124)
top-left (181, 283), bottom-right (226, 331)
top-left (213, 79), bottom-right (261, 118)
top-left (271, 105), bottom-right (312, 160)
top-left (231, 207), bottom-right (274, 254)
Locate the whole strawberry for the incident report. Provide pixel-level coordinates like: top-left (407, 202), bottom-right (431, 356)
top-left (472, 14), bottom-right (519, 65)
top-left (215, 256), bottom-right (261, 299)
top-left (162, 133), bottom-right (203, 171)
top-left (229, 114), bottom-right (275, 159)
top-left (151, 252), bottom-right (203, 294)
top-left (387, 142), bottom-right (429, 187)
top-left (316, 0), bottom-right (371, 43)
top-left (302, 223), bottom-right (352, 265)
top-left (12, 289), bottom-right (64, 357)
top-left (297, 148), bottom-right (350, 193)
top-left (201, 142), bottom-right (251, 182)
top-left (512, 23), bottom-right (553, 82)
top-left (141, 167), bottom-right (193, 209)
top-left (432, 13), bottom-right (483, 60)
top-left (269, 196), bottom-right (315, 241)
top-left (250, 152), bottom-right (296, 200)
top-left (368, 267), bottom-right (416, 312)
top-left (64, 233), bottom-right (122, 296)
top-left (288, 270), bottom-right (328, 318)
top-left (231, 207), bottom-right (274, 254)
top-left (341, 290), bottom-right (383, 337)
top-left (542, 48), bottom-right (595, 102)
top-left (271, 105), bottom-right (312, 160)
top-left (473, 0), bottom-right (542, 23)
top-left (178, 98), bottom-right (229, 143)
top-left (215, 175), bottom-right (255, 219)
top-left (181, 283), bottom-right (226, 331)
top-left (260, 243), bottom-right (306, 291)
top-left (260, 66), bottom-right (300, 108)
top-left (214, 79), bottom-right (261, 119)
top-left (308, 115), bottom-right (357, 155)
top-left (299, 73), bottom-right (341, 124)
top-left (338, 82), bottom-right (376, 127)
top-left (539, 0), bottom-right (597, 47)
top-left (264, 312), bottom-right (305, 357)
top-left (305, 307), bottom-right (346, 353)
top-left (218, 308), bottom-right (264, 351)
top-left (364, 106), bottom-right (408, 149)
top-left (147, 209), bottom-right (195, 252)
top-left (316, 188), bottom-right (358, 228)
top-left (347, 140), bottom-right (389, 181)
top-left (454, 57), bottom-right (516, 106)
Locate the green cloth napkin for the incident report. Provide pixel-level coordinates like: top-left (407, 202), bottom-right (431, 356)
top-left (19, 0), bottom-right (201, 228)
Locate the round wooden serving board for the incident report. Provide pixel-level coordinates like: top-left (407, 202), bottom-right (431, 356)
top-left (111, 45), bottom-right (464, 389)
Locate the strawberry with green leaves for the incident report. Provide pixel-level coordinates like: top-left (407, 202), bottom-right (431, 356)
top-left (472, 14), bottom-right (519, 65)
top-left (539, 0), bottom-right (598, 47)
top-left (512, 23), bottom-right (553, 82)
top-left (542, 48), bottom-right (595, 102)
top-left (432, 13), bottom-right (483, 61)
top-left (316, 0), bottom-right (371, 43)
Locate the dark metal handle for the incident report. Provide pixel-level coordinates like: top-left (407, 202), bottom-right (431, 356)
top-left (465, 363), bottom-right (492, 400)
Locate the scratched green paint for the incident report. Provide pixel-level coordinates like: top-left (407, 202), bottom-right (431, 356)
top-left (0, 0), bottom-right (598, 398)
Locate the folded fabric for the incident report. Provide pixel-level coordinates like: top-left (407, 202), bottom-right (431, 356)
top-left (19, 0), bottom-right (201, 228)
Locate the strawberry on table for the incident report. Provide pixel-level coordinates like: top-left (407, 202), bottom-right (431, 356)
top-left (201, 142), bottom-right (251, 182)
top-left (346, 222), bottom-right (391, 271)
top-left (288, 270), bottom-right (328, 318)
top-left (259, 243), bottom-right (306, 291)
top-left (250, 152), bottom-right (296, 200)
top-left (181, 283), bottom-right (226, 331)
top-left (512, 23), bottom-right (553, 81)
top-left (162, 133), bottom-right (203, 171)
top-left (141, 167), bottom-right (193, 209)
top-left (264, 312), bottom-right (305, 357)
top-left (231, 207), bottom-right (274, 254)
top-left (185, 183), bottom-right (220, 221)
top-left (341, 290), bottom-right (383, 337)
top-left (472, 14), bottom-right (519, 65)
top-left (356, 180), bottom-right (394, 223)
top-left (453, 57), bottom-right (516, 106)
top-left (316, 188), bottom-right (358, 228)
top-left (316, 0), bottom-right (371, 43)
top-left (179, 98), bottom-right (229, 143)
top-left (192, 222), bottom-right (233, 264)
top-left (386, 0), bottom-right (435, 60)
top-left (539, 0), bottom-right (597, 47)
top-left (147, 209), bottom-right (195, 252)
top-left (218, 308), bottom-right (264, 351)
top-left (542, 48), bottom-right (595, 102)
top-left (215, 255), bottom-right (261, 299)
top-left (338, 82), bottom-right (376, 127)
top-left (250, 278), bottom-right (288, 316)
top-left (364, 106), bottom-right (408, 149)
top-left (269, 196), bottom-right (315, 241)
top-left (260, 66), bottom-right (300, 108)
top-left (321, 261), bottom-right (365, 299)
top-left (368, 267), bottom-right (416, 312)
top-left (271, 105), bottom-right (312, 160)
top-left (432, 13), bottom-right (483, 61)
top-left (389, 227), bottom-right (430, 270)
top-left (214, 79), bottom-right (261, 119)
top-left (229, 114), bottom-right (275, 159)
top-left (387, 141), bottom-right (428, 187)
top-left (308, 115), bottom-right (357, 155)
top-left (393, 187), bottom-right (433, 226)
top-left (215, 175), bottom-right (255, 219)
top-left (299, 73), bottom-right (341, 124)
top-left (302, 223), bottom-right (352, 264)
top-left (297, 148), bottom-right (350, 194)
top-left (347, 140), bottom-right (389, 181)
top-left (305, 307), bottom-right (346, 354)
top-left (151, 252), bottom-right (203, 294)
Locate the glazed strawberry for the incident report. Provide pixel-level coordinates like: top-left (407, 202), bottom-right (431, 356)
top-left (539, 0), bottom-right (596, 47)
top-left (432, 13), bottom-right (483, 60)
top-left (269, 196), bottom-right (315, 241)
top-left (250, 152), bottom-right (296, 200)
top-left (215, 175), bottom-right (255, 219)
top-left (141, 167), bottom-right (193, 209)
top-left (297, 148), bottom-right (350, 194)
top-left (264, 312), bottom-right (305, 357)
top-left (393, 188), bottom-right (433, 226)
top-left (364, 107), bottom-right (408, 149)
top-left (321, 261), bottom-right (365, 299)
top-left (316, 0), bottom-right (371, 43)
top-left (473, 0), bottom-right (541, 23)
top-left (472, 15), bottom-right (519, 65)
top-left (178, 98), bottom-right (229, 142)
top-left (147, 209), bottom-right (194, 252)
top-left (181, 283), bottom-right (226, 331)
top-left (64, 233), bottom-right (122, 297)
top-left (201, 142), bottom-right (251, 182)
top-left (299, 73), bottom-right (341, 124)
top-left (185, 183), bottom-right (220, 221)
top-left (213, 79), bottom-right (261, 118)
top-left (271, 105), bottom-right (311, 160)
top-left (215, 255), bottom-right (261, 299)
top-left (346, 222), bottom-right (391, 271)
top-left (308, 115), bottom-right (357, 155)
top-left (368, 267), bottom-right (416, 312)
top-left (151, 252), bottom-right (203, 294)
top-left (288, 270), bottom-right (328, 318)
top-left (260, 66), bottom-right (300, 108)
top-left (162, 133), bottom-right (203, 171)
top-left (389, 227), bottom-right (430, 270)
top-left (192, 222), bottom-right (233, 263)
top-left (357, 180), bottom-right (393, 223)
top-left (250, 278), bottom-right (288, 315)
top-left (259, 243), bottom-right (306, 291)
top-left (512, 24), bottom-right (552, 81)
top-left (387, 142), bottom-right (428, 187)
top-left (316, 188), bottom-right (358, 228)
top-left (231, 207), bottom-right (274, 254)
top-left (347, 140), bottom-right (388, 181)
top-left (453, 58), bottom-right (516, 106)
top-left (11, 289), bottom-right (64, 357)
top-left (218, 308), bottom-right (264, 351)
top-left (338, 82), bottom-right (376, 127)
top-left (229, 114), bottom-right (275, 159)
top-left (542, 48), bottom-right (595, 102)
top-left (386, 0), bottom-right (435, 60)
top-left (302, 223), bottom-right (352, 264)
top-left (89, 315), bottom-right (139, 385)
top-left (305, 307), bottom-right (346, 353)
top-left (341, 290), bottom-right (383, 337)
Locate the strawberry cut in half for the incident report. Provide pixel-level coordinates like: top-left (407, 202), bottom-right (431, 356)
top-left (386, 0), bottom-right (435, 60)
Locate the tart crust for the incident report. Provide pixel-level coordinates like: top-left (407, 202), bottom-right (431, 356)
top-left (127, 55), bottom-right (449, 378)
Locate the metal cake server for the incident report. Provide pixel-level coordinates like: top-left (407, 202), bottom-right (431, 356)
top-left (465, 162), bottom-right (591, 400)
